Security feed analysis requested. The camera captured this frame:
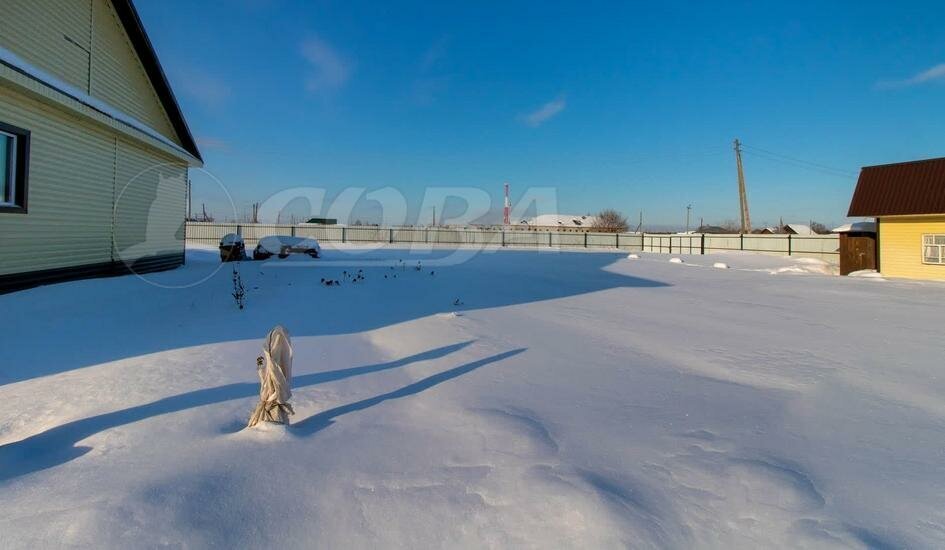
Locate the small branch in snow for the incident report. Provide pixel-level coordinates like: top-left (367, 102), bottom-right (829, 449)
top-left (232, 263), bottom-right (246, 309)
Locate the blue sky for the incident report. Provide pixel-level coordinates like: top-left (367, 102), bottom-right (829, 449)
top-left (138, 0), bottom-right (945, 228)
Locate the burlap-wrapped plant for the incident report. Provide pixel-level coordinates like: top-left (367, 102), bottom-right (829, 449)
top-left (247, 325), bottom-right (295, 427)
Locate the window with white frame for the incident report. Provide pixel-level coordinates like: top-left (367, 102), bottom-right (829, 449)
top-left (0, 121), bottom-right (29, 213)
top-left (923, 235), bottom-right (945, 265)
top-left (0, 131), bottom-right (15, 205)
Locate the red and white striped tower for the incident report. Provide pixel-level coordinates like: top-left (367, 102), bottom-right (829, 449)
top-left (503, 182), bottom-right (511, 226)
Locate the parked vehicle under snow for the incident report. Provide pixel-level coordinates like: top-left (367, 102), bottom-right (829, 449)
top-left (219, 233), bottom-right (246, 262)
top-left (253, 235), bottom-right (322, 260)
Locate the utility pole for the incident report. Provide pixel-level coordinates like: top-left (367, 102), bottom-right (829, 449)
top-left (635, 210), bottom-right (644, 233)
top-left (432, 206), bottom-right (436, 227)
top-left (686, 204), bottom-right (692, 233)
top-left (734, 138), bottom-right (751, 234)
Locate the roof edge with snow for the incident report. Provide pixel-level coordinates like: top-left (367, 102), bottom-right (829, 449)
top-left (0, 0), bottom-right (201, 164)
top-left (111, 0), bottom-right (201, 163)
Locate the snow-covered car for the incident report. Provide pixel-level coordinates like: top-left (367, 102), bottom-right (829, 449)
top-left (253, 235), bottom-right (322, 260)
top-left (218, 233), bottom-right (246, 262)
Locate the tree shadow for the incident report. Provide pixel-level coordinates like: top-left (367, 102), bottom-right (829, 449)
top-left (1, 248), bottom-right (666, 385)
top-left (292, 348), bottom-right (526, 437)
top-left (0, 341), bottom-right (474, 484)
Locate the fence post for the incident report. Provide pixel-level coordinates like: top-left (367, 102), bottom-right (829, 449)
top-left (615, 233), bottom-right (620, 249)
top-left (291, 226), bottom-right (296, 237)
top-left (584, 232), bottom-right (588, 248)
top-left (342, 227), bottom-right (346, 243)
top-left (237, 224), bottom-right (242, 236)
top-left (787, 233), bottom-right (792, 256)
top-left (389, 228), bottom-right (394, 244)
top-left (740, 233), bottom-right (744, 251)
top-left (549, 232), bottom-right (553, 247)
top-left (669, 237), bottom-right (672, 254)
top-left (700, 234), bottom-right (705, 255)
top-left (501, 230), bottom-right (506, 247)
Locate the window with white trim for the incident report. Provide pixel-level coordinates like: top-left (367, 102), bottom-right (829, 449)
top-left (0, 121), bottom-right (29, 213)
top-left (0, 131), bottom-right (15, 205)
top-left (923, 234), bottom-right (945, 265)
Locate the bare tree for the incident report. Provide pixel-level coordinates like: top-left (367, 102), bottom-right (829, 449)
top-left (592, 209), bottom-right (629, 233)
top-left (810, 221), bottom-right (829, 234)
top-left (718, 219), bottom-right (741, 233)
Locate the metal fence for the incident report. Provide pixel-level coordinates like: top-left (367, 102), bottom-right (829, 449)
top-left (185, 222), bottom-right (839, 260)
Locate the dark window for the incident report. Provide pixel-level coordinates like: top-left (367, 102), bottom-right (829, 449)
top-left (0, 121), bottom-right (29, 214)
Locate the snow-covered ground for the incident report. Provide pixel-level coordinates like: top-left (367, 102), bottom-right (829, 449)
top-left (1, 245), bottom-right (944, 548)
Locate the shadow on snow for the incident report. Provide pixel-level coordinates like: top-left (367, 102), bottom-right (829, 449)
top-left (0, 341), bottom-right (520, 484)
top-left (1, 247), bottom-right (664, 385)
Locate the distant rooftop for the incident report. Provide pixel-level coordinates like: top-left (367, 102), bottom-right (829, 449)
top-left (522, 214), bottom-right (598, 227)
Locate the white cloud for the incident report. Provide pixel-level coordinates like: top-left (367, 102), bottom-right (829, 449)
top-left (195, 136), bottom-right (229, 151)
top-left (521, 96), bottom-right (566, 127)
top-left (420, 36), bottom-right (449, 73)
top-left (411, 37), bottom-right (450, 106)
top-left (300, 35), bottom-right (353, 92)
top-left (172, 68), bottom-right (232, 108)
top-left (877, 63), bottom-right (945, 89)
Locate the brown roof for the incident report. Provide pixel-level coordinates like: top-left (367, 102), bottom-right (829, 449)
top-left (848, 157), bottom-right (945, 216)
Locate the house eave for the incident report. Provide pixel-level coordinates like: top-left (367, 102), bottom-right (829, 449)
top-left (0, 51), bottom-right (202, 167)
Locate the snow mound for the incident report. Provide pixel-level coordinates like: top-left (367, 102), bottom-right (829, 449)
top-left (848, 269), bottom-right (885, 280)
top-left (712, 262), bottom-right (729, 269)
top-left (257, 235), bottom-right (321, 255)
top-left (437, 312), bottom-right (463, 319)
top-left (626, 254), bottom-right (639, 259)
top-left (795, 257), bottom-right (828, 266)
top-left (770, 266), bottom-right (807, 275)
top-left (669, 257), bottom-right (684, 264)
top-left (740, 258), bottom-right (839, 276)
top-left (239, 421), bottom-right (292, 440)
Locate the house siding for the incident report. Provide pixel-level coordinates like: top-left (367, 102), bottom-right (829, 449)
top-left (0, 0), bottom-right (92, 93)
top-left (0, 0), bottom-right (181, 147)
top-left (113, 136), bottom-right (187, 263)
top-left (0, 87), bottom-right (114, 275)
top-left (90, 0), bottom-right (180, 144)
top-left (0, 85), bottom-right (186, 279)
top-left (879, 215), bottom-right (945, 281)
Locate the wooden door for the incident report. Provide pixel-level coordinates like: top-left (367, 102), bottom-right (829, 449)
top-left (840, 234), bottom-right (877, 275)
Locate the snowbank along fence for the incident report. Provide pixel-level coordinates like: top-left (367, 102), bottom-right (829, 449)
top-left (185, 223), bottom-right (839, 260)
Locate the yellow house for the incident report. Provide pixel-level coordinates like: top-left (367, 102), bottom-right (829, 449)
top-left (848, 158), bottom-right (945, 281)
top-left (0, 0), bottom-right (202, 293)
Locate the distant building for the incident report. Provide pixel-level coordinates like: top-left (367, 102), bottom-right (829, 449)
top-left (304, 217), bottom-right (338, 225)
top-left (848, 157), bottom-right (945, 280)
top-left (517, 214), bottom-right (598, 232)
top-left (697, 225), bottom-right (732, 234)
top-left (782, 224), bottom-right (815, 235)
top-left (0, 0), bottom-right (202, 293)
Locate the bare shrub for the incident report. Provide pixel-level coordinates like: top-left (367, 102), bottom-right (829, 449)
top-left (592, 209), bottom-right (629, 233)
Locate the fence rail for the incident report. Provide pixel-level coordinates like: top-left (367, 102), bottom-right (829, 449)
top-left (185, 222), bottom-right (839, 260)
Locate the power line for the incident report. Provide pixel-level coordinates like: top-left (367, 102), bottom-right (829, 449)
top-left (743, 150), bottom-right (856, 179)
top-left (740, 144), bottom-right (858, 179)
